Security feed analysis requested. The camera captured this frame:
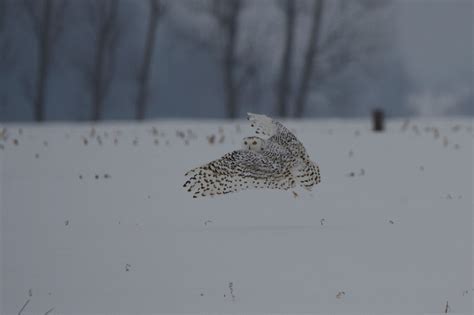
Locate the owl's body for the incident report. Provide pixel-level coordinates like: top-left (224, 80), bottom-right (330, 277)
top-left (183, 113), bottom-right (321, 198)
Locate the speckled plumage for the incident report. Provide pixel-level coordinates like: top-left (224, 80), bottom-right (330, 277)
top-left (183, 113), bottom-right (321, 198)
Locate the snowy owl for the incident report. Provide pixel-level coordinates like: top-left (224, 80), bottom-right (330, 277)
top-left (183, 113), bottom-right (321, 198)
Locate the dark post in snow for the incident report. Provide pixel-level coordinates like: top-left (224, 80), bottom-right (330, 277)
top-left (372, 109), bottom-right (384, 132)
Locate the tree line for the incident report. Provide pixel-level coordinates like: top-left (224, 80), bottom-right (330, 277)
top-left (0, 0), bottom-right (393, 121)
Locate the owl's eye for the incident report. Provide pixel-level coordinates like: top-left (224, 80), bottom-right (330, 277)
top-left (244, 141), bottom-right (248, 145)
top-left (252, 141), bottom-right (257, 145)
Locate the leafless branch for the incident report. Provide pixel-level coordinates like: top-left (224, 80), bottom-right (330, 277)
top-left (174, 0), bottom-right (253, 118)
top-left (76, 0), bottom-right (125, 121)
top-left (0, 0), bottom-right (7, 32)
top-left (21, 0), bottom-right (68, 121)
top-left (22, 0), bottom-right (42, 38)
top-left (136, 0), bottom-right (165, 119)
top-left (275, 0), bottom-right (296, 117)
top-left (51, 0), bottom-right (68, 44)
top-left (294, 0), bottom-right (324, 118)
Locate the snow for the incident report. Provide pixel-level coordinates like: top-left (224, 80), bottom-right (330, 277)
top-left (1, 118), bottom-right (473, 315)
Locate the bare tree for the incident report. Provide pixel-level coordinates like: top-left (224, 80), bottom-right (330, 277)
top-left (176, 0), bottom-right (258, 119)
top-left (211, 0), bottom-right (243, 119)
top-left (22, 0), bottom-right (67, 121)
top-left (189, 0), bottom-right (244, 118)
top-left (294, 0), bottom-right (324, 118)
top-left (0, 0), bottom-right (11, 118)
top-left (0, 0), bottom-right (6, 31)
top-left (0, 0), bottom-right (13, 71)
top-left (275, 0), bottom-right (296, 118)
top-left (273, 0), bottom-right (389, 117)
top-left (77, 0), bottom-right (122, 121)
top-left (136, 0), bottom-right (165, 120)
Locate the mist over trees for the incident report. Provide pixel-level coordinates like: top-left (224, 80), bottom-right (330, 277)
top-left (0, 0), bottom-right (13, 117)
top-left (174, 0), bottom-right (261, 119)
top-left (136, 0), bottom-right (165, 120)
top-left (0, 0), bottom-right (12, 71)
top-left (0, 0), bottom-right (468, 122)
top-left (22, 0), bottom-right (67, 121)
top-left (74, 0), bottom-right (124, 121)
top-left (292, 0), bottom-right (324, 118)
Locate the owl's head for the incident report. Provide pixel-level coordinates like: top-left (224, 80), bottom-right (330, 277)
top-left (241, 136), bottom-right (265, 151)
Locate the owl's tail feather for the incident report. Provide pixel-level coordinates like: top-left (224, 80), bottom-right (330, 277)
top-left (292, 160), bottom-right (321, 191)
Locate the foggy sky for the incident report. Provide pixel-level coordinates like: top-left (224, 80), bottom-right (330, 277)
top-left (396, 0), bottom-right (472, 85)
top-left (0, 0), bottom-right (472, 121)
top-left (394, 0), bottom-right (472, 115)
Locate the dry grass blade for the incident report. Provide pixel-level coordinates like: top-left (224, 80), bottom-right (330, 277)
top-left (18, 299), bottom-right (30, 315)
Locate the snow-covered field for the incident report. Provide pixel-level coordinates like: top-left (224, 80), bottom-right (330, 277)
top-left (0, 118), bottom-right (472, 315)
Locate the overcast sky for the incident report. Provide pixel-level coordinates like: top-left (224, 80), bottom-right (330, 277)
top-left (395, 0), bottom-right (472, 86)
top-left (0, 0), bottom-right (472, 121)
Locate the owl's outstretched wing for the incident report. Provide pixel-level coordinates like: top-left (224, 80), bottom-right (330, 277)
top-left (248, 113), bottom-right (321, 190)
top-left (183, 150), bottom-right (296, 198)
top-left (248, 112), bottom-right (307, 159)
top-left (247, 112), bottom-right (291, 138)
